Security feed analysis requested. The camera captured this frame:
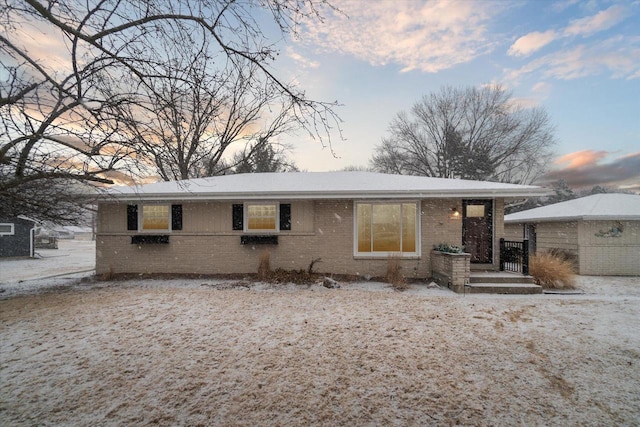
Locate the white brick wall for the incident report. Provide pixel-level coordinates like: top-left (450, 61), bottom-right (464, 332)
top-left (96, 198), bottom-right (503, 278)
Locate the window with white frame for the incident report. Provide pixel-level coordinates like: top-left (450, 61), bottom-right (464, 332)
top-left (127, 204), bottom-right (182, 233)
top-left (141, 205), bottom-right (170, 231)
top-left (0, 223), bottom-right (15, 236)
top-left (355, 202), bottom-right (419, 256)
top-left (246, 203), bottom-right (278, 231)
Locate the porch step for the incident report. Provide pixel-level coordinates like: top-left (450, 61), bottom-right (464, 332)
top-left (464, 283), bottom-right (542, 295)
top-left (469, 272), bottom-right (536, 284)
top-left (465, 271), bottom-right (540, 294)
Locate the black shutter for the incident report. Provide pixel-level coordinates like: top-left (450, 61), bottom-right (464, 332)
top-left (280, 203), bottom-right (291, 230)
top-left (171, 205), bottom-right (182, 230)
top-left (232, 204), bottom-right (243, 230)
top-left (127, 205), bottom-right (138, 231)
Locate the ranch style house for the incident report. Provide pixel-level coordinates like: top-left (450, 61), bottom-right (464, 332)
top-left (94, 172), bottom-right (550, 283)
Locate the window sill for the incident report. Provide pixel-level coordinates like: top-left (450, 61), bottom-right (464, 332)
top-left (354, 254), bottom-right (421, 260)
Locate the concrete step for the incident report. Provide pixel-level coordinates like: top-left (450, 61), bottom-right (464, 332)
top-left (465, 283), bottom-right (542, 295)
top-left (469, 272), bottom-right (536, 284)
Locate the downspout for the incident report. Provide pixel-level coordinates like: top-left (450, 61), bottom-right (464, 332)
top-left (30, 226), bottom-right (35, 258)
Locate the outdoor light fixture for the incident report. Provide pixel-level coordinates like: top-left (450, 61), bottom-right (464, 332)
top-left (451, 207), bottom-right (460, 218)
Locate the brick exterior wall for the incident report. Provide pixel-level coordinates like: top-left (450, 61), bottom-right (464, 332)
top-left (430, 250), bottom-right (471, 293)
top-left (578, 220), bottom-right (640, 276)
top-left (503, 219), bottom-right (640, 275)
top-left (96, 198), bottom-right (502, 278)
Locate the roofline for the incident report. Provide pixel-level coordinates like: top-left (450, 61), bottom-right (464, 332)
top-left (98, 188), bottom-right (551, 202)
top-left (506, 215), bottom-right (640, 223)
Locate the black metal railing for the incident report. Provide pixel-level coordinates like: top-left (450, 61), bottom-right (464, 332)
top-left (499, 238), bottom-right (529, 275)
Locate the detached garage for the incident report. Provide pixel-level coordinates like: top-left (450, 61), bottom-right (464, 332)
top-left (505, 194), bottom-right (640, 276)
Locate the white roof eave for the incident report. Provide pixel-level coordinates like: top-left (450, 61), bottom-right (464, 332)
top-left (101, 188), bottom-right (551, 202)
top-left (506, 215), bottom-right (640, 223)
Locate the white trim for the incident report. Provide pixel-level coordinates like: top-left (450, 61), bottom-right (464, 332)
top-left (106, 188), bottom-right (550, 202)
top-left (99, 171), bottom-right (551, 202)
top-left (0, 223), bottom-right (15, 236)
top-left (353, 201), bottom-right (421, 258)
top-left (506, 215), bottom-right (640, 223)
top-left (244, 202), bottom-right (280, 233)
top-left (138, 204), bottom-right (172, 233)
top-left (30, 227), bottom-right (35, 257)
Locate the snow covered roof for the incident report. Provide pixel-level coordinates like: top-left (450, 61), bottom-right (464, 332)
top-left (505, 193), bottom-right (640, 223)
top-left (98, 172), bottom-right (551, 202)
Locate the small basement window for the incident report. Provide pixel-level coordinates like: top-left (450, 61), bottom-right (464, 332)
top-left (0, 223), bottom-right (15, 236)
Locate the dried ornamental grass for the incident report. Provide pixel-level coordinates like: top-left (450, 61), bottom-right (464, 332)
top-left (530, 251), bottom-right (576, 290)
top-left (386, 254), bottom-right (407, 291)
top-left (257, 250), bottom-right (271, 280)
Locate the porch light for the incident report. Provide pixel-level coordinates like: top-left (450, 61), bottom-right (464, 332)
top-left (451, 207), bottom-right (460, 218)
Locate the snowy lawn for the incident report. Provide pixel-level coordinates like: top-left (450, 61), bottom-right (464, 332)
top-left (0, 239), bottom-right (95, 284)
top-left (1, 273), bottom-right (639, 426)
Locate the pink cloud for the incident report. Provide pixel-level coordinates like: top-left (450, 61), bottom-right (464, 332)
top-left (554, 150), bottom-right (609, 169)
top-left (564, 5), bottom-right (629, 37)
top-left (299, 0), bottom-right (503, 73)
top-left (540, 151), bottom-right (640, 190)
top-left (508, 30), bottom-right (558, 57)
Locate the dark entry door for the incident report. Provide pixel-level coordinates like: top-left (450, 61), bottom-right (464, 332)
top-left (462, 200), bottom-right (493, 263)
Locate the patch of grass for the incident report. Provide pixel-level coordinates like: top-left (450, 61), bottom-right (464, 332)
top-left (386, 255), bottom-right (407, 291)
top-left (530, 251), bottom-right (576, 290)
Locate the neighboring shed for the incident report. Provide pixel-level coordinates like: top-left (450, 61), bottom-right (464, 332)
top-left (505, 194), bottom-right (640, 276)
top-left (0, 216), bottom-right (37, 258)
top-left (55, 226), bottom-right (95, 240)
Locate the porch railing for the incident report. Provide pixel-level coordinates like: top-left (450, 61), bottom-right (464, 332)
top-left (499, 238), bottom-right (529, 275)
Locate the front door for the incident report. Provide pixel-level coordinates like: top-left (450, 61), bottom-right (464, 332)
top-left (462, 200), bottom-right (493, 263)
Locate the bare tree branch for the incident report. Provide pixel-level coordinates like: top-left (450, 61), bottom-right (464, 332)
top-left (371, 85), bottom-right (556, 184)
top-left (1, 0), bottom-right (341, 223)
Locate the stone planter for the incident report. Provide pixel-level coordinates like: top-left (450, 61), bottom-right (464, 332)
top-left (431, 250), bottom-right (470, 293)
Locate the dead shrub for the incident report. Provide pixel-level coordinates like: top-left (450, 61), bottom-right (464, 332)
top-left (257, 250), bottom-right (271, 281)
top-left (530, 251), bottom-right (576, 290)
top-left (547, 248), bottom-right (578, 272)
top-left (99, 268), bottom-right (115, 281)
top-left (386, 255), bottom-right (407, 291)
top-left (270, 268), bottom-right (317, 284)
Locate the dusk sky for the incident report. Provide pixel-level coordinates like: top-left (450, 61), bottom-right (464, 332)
top-left (266, 0), bottom-right (639, 191)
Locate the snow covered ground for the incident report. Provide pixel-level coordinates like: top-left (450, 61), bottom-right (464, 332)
top-left (1, 242), bottom-right (639, 425)
top-left (0, 239), bottom-right (95, 284)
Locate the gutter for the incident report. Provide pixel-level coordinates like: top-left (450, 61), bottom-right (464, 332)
top-left (505, 215), bottom-right (640, 223)
top-left (96, 188), bottom-right (552, 203)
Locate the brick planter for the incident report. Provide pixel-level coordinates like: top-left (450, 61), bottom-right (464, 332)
top-left (431, 250), bottom-right (470, 293)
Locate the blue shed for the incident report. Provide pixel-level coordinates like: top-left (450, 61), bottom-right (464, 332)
top-left (0, 217), bottom-right (37, 258)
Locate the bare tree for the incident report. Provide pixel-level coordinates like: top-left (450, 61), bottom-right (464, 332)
top-left (118, 36), bottom-right (298, 181)
top-left (1, 0), bottom-right (340, 222)
top-left (233, 138), bottom-right (298, 173)
top-left (371, 85), bottom-right (555, 184)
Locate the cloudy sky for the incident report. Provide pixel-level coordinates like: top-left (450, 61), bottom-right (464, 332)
top-left (269, 0), bottom-right (639, 191)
